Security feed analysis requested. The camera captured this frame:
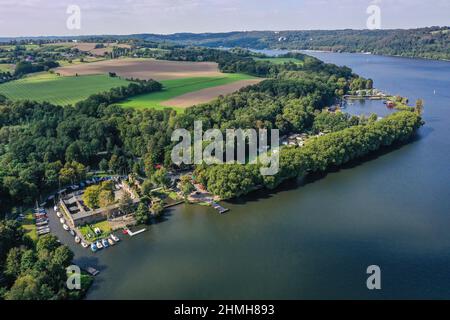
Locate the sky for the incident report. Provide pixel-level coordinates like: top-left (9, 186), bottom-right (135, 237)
top-left (0, 0), bottom-right (449, 37)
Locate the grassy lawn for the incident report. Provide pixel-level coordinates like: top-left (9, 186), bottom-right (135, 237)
top-left (254, 57), bottom-right (304, 65)
top-left (79, 220), bottom-right (112, 242)
top-left (0, 63), bottom-right (14, 73)
top-left (0, 73), bottom-right (131, 105)
top-left (119, 73), bottom-right (256, 112)
top-left (22, 210), bottom-right (37, 241)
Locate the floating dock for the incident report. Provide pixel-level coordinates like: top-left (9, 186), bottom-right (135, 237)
top-left (86, 267), bottom-right (100, 276)
top-left (125, 228), bottom-right (147, 237)
top-left (211, 202), bottom-right (229, 214)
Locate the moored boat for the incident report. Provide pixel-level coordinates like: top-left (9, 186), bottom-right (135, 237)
top-left (56, 211), bottom-right (62, 218)
top-left (96, 241), bottom-right (103, 249)
top-left (81, 241), bottom-right (89, 248)
top-left (110, 234), bottom-right (120, 242)
top-left (90, 243), bottom-right (97, 252)
top-left (75, 236), bottom-right (81, 243)
top-left (59, 217), bottom-right (65, 224)
top-left (63, 224), bottom-right (69, 231)
top-left (102, 239), bottom-right (109, 248)
top-left (108, 238), bottom-right (115, 246)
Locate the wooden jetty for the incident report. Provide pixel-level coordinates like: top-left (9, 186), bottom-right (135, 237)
top-left (124, 228), bottom-right (147, 237)
top-left (86, 267), bottom-right (100, 276)
top-left (211, 202), bottom-right (229, 214)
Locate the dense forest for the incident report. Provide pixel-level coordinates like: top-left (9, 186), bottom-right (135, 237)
top-left (194, 111), bottom-right (423, 199)
top-left (0, 220), bottom-right (90, 299)
top-left (128, 27), bottom-right (450, 61)
top-left (0, 47), bottom-right (372, 213)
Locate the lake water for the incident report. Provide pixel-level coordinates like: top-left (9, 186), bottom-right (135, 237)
top-left (56, 51), bottom-right (450, 299)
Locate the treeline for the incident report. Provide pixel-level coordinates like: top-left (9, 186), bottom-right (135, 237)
top-left (0, 72), bottom-right (15, 84)
top-left (194, 111), bottom-right (423, 199)
top-left (139, 27), bottom-right (450, 61)
top-left (0, 221), bottom-right (90, 299)
top-left (14, 60), bottom-right (59, 76)
top-left (75, 78), bottom-right (162, 115)
top-left (160, 46), bottom-right (356, 79)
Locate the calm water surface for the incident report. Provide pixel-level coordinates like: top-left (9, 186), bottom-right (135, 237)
top-left (55, 52), bottom-right (450, 299)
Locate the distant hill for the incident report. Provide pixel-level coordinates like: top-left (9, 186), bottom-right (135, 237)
top-left (2, 27), bottom-right (449, 60)
top-left (133, 27), bottom-right (450, 61)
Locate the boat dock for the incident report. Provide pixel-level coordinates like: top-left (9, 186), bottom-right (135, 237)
top-left (34, 207), bottom-right (51, 236)
top-left (125, 228), bottom-right (147, 237)
top-left (85, 267), bottom-right (100, 276)
top-left (211, 202), bottom-right (229, 214)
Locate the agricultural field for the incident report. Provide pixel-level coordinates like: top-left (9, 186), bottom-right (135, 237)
top-left (57, 56), bottom-right (107, 67)
top-left (0, 63), bottom-right (14, 72)
top-left (120, 73), bottom-right (261, 112)
top-left (42, 42), bottom-right (131, 56)
top-left (254, 57), bottom-right (304, 65)
top-left (0, 58), bottom-right (262, 111)
top-left (55, 58), bottom-right (223, 80)
top-left (0, 73), bottom-right (130, 105)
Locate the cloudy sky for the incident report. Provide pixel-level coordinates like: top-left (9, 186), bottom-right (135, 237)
top-left (1, 0), bottom-right (449, 37)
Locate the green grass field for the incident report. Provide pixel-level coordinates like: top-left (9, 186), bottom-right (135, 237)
top-left (22, 210), bottom-right (37, 241)
top-left (0, 73), bottom-right (130, 105)
top-left (0, 71), bottom-right (257, 111)
top-left (254, 57), bottom-right (304, 65)
top-left (120, 73), bottom-right (256, 112)
top-left (0, 63), bottom-right (14, 72)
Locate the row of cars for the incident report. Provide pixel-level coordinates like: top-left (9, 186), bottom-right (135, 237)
top-left (54, 176), bottom-right (125, 198)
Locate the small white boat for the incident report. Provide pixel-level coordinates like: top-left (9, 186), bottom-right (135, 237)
top-left (102, 239), bottom-right (109, 248)
top-left (96, 241), bottom-right (103, 249)
top-left (63, 224), bottom-right (69, 231)
top-left (53, 205), bottom-right (58, 211)
top-left (56, 212), bottom-right (62, 218)
top-left (75, 236), bottom-right (81, 243)
top-left (59, 218), bottom-right (65, 224)
top-left (69, 229), bottom-right (76, 236)
top-left (108, 238), bottom-right (115, 246)
top-left (81, 242), bottom-right (89, 248)
top-left (110, 234), bottom-right (120, 242)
